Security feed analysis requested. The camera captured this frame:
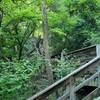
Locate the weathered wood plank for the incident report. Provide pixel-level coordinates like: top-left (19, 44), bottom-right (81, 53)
top-left (96, 44), bottom-right (100, 57)
top-left (51, 45), bottom-right (96, 58)
top-left (75, 72), bottom-right (99, 92)
top-left (57, 91), bottom-right (69, 100)
top-left (67, 45), bottom-right (96, 55)
top-left (74, 57), bottom-right (100, 77)
top-left (70, 77), bottom-right (76, 100)
top-left (97, 67), bottom-right (100, 88)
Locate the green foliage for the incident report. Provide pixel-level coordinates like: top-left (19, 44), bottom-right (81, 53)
top-left (48, 0), bottom-right (99, 54)
top-left (53, 55), bottom-right (80, 80)
top-left (0, 0), bottom-right (99, 58)
top-left (0, 53), bottom-right (44, 100)
top-left (0, 0), bottom-right (41, 60)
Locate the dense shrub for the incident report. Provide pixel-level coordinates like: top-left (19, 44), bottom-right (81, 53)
top-left (53, 55), bottom-right (80, 80)
top-left (0, 54), bottom-right (44, 100)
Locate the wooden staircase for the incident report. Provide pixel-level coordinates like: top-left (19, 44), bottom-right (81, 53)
top-left (28, 44), bottom-right (100, 100)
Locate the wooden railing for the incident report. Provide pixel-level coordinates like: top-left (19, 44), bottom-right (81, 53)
top-left (53, 45), bottom-right (96, 66)
top-left (66, 45), bottom-right (96, 66)
top-left (28, 44), bottom-right (100, 100)
top-left (67, 45), bottom-right (96, 55)
top-left (51, 45), bottom-right (96, 58)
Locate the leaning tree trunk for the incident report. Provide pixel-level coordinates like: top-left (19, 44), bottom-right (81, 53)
top-left (41, 0), bottom-right (54, 84)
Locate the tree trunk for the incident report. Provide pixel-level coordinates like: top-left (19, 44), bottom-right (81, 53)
top-left (41, 0), bottom-right (54, 84)
top-left (0, 9), bottom-right (3, 27)
top-left (18, 44), bottom-right (23, 60)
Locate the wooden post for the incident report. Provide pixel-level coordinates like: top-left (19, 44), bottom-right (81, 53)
top-left (97, 67), bottom-right (100, 88)
top-left (70, 77), bottom-right (76, 100)
top-left (96, 44), bottom-right (100, 88)
top-left (96, 44), bottom-right (100, 57)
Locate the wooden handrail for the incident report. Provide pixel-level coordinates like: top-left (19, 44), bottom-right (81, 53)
top-left (67, 45), bottom-right (96, 55)
top-left (51, 45), bottom-right (96, 58)
top-left (28, 56), bottom-right (100, 100)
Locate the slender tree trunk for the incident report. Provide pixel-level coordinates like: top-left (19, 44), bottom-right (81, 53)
top-left (0, 8), bottom-right (3, 27)
top-left (18, 44), bottom-right (23, 60)
top-left (41, 0), bottom-right (54, 84)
